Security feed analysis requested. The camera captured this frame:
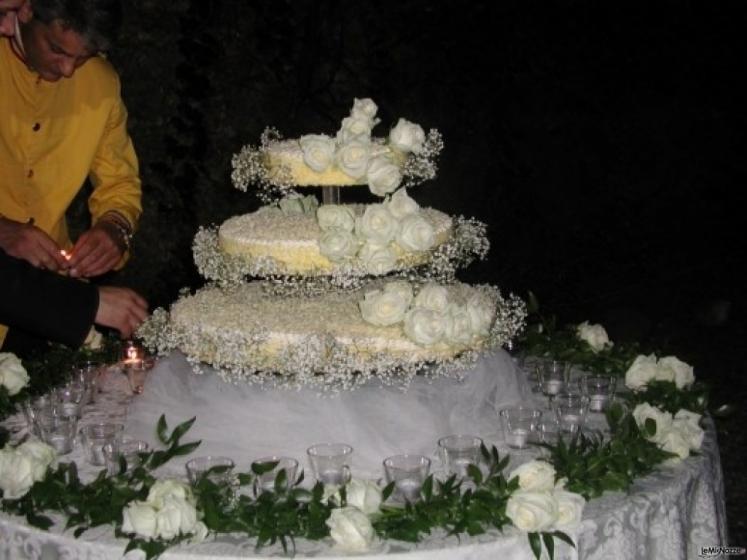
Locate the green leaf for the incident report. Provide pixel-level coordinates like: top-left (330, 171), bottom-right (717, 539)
top-left (552, 530), bottom-right (576, 548)
top-left (381, 481), bottom-right (395, 502)
top-left (528, 532), bottom-right (542, 560)
top-left (542, 532), bottom-right (555, 559)
top-left (167, 416), bottom-right (196, 445)
top-left (466, 464), bottom-right (483, 485)
top-left (156, 415), bottom-right (168, 444)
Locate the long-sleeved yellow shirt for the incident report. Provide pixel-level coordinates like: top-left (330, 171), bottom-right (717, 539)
top-left (0, 38), bottom-right (142, 345)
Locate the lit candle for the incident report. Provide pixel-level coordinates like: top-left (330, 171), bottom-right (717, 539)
top-left (544, 379), bottom-right (563, 395)
top-left (506, 428), bottom-right (529, 449)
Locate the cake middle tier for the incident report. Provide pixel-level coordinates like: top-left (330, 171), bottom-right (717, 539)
top-left (218, 204), bottom-right (453, 276)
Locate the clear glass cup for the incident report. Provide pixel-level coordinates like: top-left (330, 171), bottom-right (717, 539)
top-left (437, 435), bottom-right (483, 477)
top-left (383, 454), bottom-right (431, 503)
top-left (579, 374), bottom-right (617, 412)
top-left (80, 422), bottom-right (124, 466)
top-left (553, 392), bottom-right (590, 435)
top-left (36, 412), bottom-right (78, 455)
top-left (307, 443), bottom-right (353, 486)
top-left (499, 407), bottom-right (543, 449)
top-left (126, 362), bottom-right (149, 395)
top-left (73, 361), bottom-right (103, 404)
top-left (185, 456), bottom-right (235, 485)
top-left (103, 437), bottom-right (150, 475)
top-left (21, 395), bottom-right (54, 437)
top-left (53, 382), bottom-right (86, 418)
top-left (537, 418), bottom-right (561, 445)
top-left (540, 360), bottom-right (571, 407)
top-left (253, 456), bottom-right (299, 492)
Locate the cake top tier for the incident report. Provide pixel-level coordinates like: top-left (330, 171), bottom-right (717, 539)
top-left (231, 98), bottom-right (443, 200)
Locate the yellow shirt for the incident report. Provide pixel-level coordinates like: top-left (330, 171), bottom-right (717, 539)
top-left (0, 38), bottom-right (142, 345)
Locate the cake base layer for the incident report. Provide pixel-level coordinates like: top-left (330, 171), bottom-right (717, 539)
top-left (126, 351), bottom-right (530, 478)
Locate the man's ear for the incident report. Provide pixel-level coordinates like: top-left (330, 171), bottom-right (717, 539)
top-left (17, 0), bottom-right (31, 24)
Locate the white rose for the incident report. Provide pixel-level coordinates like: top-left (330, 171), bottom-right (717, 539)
top-left (389, 118), bottom-right (426, 154)
top-left (336, 136), bottom-right (370, 179)
top-left (355, 205), bottom-right (399, 245)
top-left (0, 352), bottom-right (29, 396)
top-left (553, 490), bottom-right (586, 531)
top-left (366, 156), bottom-right (402, 197)
top-left (413, 283), bottom-right (449, 313)
top-left (0, 448), bottom-right (35, 500)
top-left (403, 308), bottom-right (446, 346)
top-left (465, 292), bottom-right (495, 337)
top-left (190, 521), bottom-right (209, 544)
top-left (155, 496), bottom-right (199, 540)
top-left (505, 491), bottom-right (559, 532)
top-left (281, 195), bottom-right (319, 215)
top-left (16, 440), bottom-right (57, 482)
top-left (396, 213), bottom-right (436, 253)
top-left (658, 428), bottom-right (691, 461)
top-left (509, 460), bottom-right (557, 492)
top-left (319, 229), bottom-right (359, 262)
top-left (673, 410), bottom-right (704, 451)
top-left (327, 507), bottom-right (375, 552)
top-left (658, 356), bottom-right (695, 389)
top-left (383, 280), bottom-right (414, 308)
top-left (300, 134), bottom-right (336, 173)
top-left (576, 321), bottom-right (610, 353)
top-left (358, 243), bottom-right (397, 276)
top-left (653, 360), bottom-right (676, 383)
top-left (122, 501), bottom-right (158, 539)
top-left (385, 188), bottom-right (419, 220)
top-left (444, 304), bottom-right (474, 346)
top-left (337, 116), bottom-right (374, 144)
top-left (624, 354), bottom-right (659, 390)
top-left (359, 289), bottom-right (409, 327)
top-left (317, 205), bottom-right (356, 232)
top-left (345, 479), bottom-right (383, 515)
top-left (632, 403), bottom-right (673, 442)
top-left (147, 479), bottom-right (193, 509)
top-left (83, 327), bottom-right (103, 350)
top-left (351, 98), bottom-right (378, 121)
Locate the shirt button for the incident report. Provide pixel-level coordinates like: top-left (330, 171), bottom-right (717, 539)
top-left (32, 123), bottom-right (41, 131)
top-left (27, 169), bottom-right (34, 178)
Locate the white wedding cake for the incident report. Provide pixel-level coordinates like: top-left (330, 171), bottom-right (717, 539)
top-left (140, 98), bottom-right (525, 390)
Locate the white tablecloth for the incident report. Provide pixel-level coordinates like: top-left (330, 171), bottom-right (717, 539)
top-left (0, 353), bottom-right (728, 560)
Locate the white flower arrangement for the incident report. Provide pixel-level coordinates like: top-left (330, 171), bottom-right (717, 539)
top-left (631, 403), bottom-right (704, 461)
top-left (576, 321), bottom-right (612, 353)
top-left (0, 440), bottom-right (57, 500)
top-left (505, 461), bottom-right (586, 533)
top-left (121, 478), bottom-right (208, 542)
top-left (0, 352), bottom-right (29, 397)
top-left (230, 98), bottom-right (443, 200)
top-left (624, 354), bottom-right (695, 390)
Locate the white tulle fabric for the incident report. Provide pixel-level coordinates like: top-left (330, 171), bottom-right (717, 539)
top-left (125, 351), bottom-right (530, 478)
top-left (0, 351), bottom-right (727, 560)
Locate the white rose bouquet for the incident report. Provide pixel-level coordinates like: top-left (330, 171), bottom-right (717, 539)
top-left (121, 478), bottom-right (208, 543)
top-left (0, 440), bottom-right (57, 500)
top-left (0, 352), bottom-right (29, 397)
top-left (625, 354), bottom-right (696, 391)
top-left (326, 506), bottom-right (376, 552)
top-left (632, 403), bottom-right (704, 461)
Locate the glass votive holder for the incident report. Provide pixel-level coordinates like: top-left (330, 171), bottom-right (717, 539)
top-left (579, 374), bottom-right (617, 412)
top-left (103, 437), bottom-right (150, 475)
top-left (36, 412), bottom-right (78, 455)
top-left (307, 443), bottom-right (353, 487)
top-left (553, 392), bottom-right (590, 435)
top-left (383, 454), bottom-right (431, 503)
top-left (22, 395), bottom-right (54, 437)
top-left (80, 422), bottom-right (124, 466)
top-left (499, 406), bottom-right (543, 449)
top-left (186, 456), bottom-right (236, 485)
top-left (52, 383), bottom-right (85, 418)
top-left (121, 340), bottom-right (143, 363)
top-left (536, 418), bottom-right (562, 445)
top-left (540, 360), bottom-right (571, 400)
top-left (126, 362), bottom-right (149, 395)
top-left (253, 456), bottom-right (299, 492)
top-left (437, 435), bottom-right (483, 478)
top-left (73, 361), bottom-right (103, 404)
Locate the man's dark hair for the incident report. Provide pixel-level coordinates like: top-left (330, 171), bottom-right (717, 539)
top-left (31, 0), bottom-right (122, 52)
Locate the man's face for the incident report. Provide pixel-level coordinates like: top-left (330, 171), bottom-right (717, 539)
top-left (21, 19), bottom-right (95, 81)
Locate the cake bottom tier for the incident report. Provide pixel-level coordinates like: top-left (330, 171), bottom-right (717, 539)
top-left (126, 350), bottom-right (529, 479)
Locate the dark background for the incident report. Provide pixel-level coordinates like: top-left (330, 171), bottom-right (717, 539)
top-left (77, 0), bottom-right (744, 540)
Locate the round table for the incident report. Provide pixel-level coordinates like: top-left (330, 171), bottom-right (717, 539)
top-left (0, 352), bottom-right (728, 559)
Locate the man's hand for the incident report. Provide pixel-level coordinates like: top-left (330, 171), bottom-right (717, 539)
top-left (0, 216), bottom-right (69, 271)
top-left (95, 286), bottom-right (148, 339)
top-left (68, 221), bottom-right (125, 278)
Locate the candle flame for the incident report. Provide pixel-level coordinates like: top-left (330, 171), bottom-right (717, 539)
top-left (60, 250), bottom-right (71, 260)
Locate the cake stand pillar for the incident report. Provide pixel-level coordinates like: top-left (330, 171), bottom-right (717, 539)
top-left (322, 186), bottom-right (340, 205)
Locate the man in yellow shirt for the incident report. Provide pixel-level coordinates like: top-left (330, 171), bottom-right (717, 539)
top-left (0, 0), bottom-right (142, 345)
